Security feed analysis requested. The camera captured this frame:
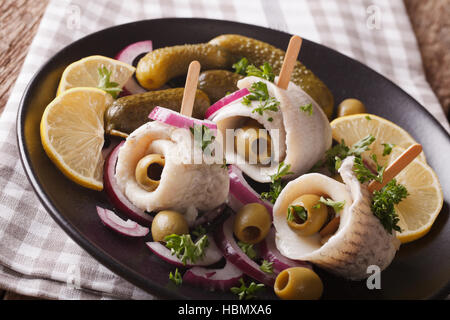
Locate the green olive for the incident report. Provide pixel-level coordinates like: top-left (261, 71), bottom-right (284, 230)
top-left (151, 210), bottom-right (189, 242)
top-left (274, 267), bottom-right (323, 300)
top-left (234, 119), bottom-right (272, 164)
top-left (234, 203), bottom-right (271, 244)
top-left (287, 194), bottom-right (328, 236)
top-left (135, 154), bottom-right (165, 192)
top-left (337, 98), bottom-right (366, 117)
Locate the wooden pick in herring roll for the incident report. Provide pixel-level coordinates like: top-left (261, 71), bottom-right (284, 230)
top-left (320, 144), bottom-right (423, 237)
top-left (277, 35), bottom-right (303, 90)
top-left (180, 60), bottom-right (201, 117)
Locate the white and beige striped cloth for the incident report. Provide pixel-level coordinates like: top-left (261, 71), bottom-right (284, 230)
top-left (0, 0), bottom-right (448, 299)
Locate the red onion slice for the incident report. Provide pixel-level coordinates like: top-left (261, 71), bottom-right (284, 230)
top-left (183, 259), bottom-right (243, 291)
top-left (228, 165), bottom-right (273, 214)
top-left (214, 215), bottom-right (276, 287)
top-left (205, 88), bottom-right (250, 120)
top-left (146, 234), bottom-right (222, 268)
top-left (96, 206), bottom-right (149, 237)
top-left (260, 228), bottom-right (312, 274)
top-left (104, 142), bottom-right (153, 226)
top-left (115, 40), bottom-right (153, 95)
top-left (149, 106), bottom-right (217, 131)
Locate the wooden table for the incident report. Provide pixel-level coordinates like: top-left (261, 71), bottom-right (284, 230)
top-left (0, 0), bottom-right (448, 300)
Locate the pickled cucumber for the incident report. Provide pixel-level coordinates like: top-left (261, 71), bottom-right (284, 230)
top-left (136, 44), bottom-right (236, 90)
top-left (198, 70), bottom-right (243, 104)
top-left (209, 34), bottom-right (334, 118)
top-left (105, 88), bottom-right (211, 134)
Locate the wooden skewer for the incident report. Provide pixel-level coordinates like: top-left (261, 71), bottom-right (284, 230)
top-left (320, 144), bottom-right (422, 237)
top-left (180, 60), bottom-right (201, 117)
top-left (368, 143), bottom-right (422, 193)
top-left (277, 35), bottom-right (303, 90)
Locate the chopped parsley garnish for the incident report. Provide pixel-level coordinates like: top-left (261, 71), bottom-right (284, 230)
top-left (261, 162), bottom-right (293, 204)
top-left (164, 234), bottom-right (209, 265)
top-left (382, 143), bottom-right (395, 156)
top-left (97, 67), bottom-right (121, 98)
top-left (169, 268), bottom-right (182, 286)
top-left (371, 179), bottom-right (408, 234)
top-left (237, 241), bottom-right (258, 260)
top-left (242, 81), bottom-right (280, 120)
top-left (300, 103), bottom-right (313, 116)
top-left (232, 57), bottom-right (249, 75)
top-left (319, 197), bottom-right (345, 213)
top-left (230, 278), bottom-right (265, 300)
top-left (190, 124), bottom-right (216, 152)
top-left (260, 260), bottom-right (274, 274)
top-left (365, 115), bottom-right (372, 120)
top-left (192, 225), bottom-right (206, 238)
top-left (252, 97), bottom-right (280, 116)
top-left (353, 155), bottom-right (384, 184)
top-left (287, 205), bottom-right (307, 223)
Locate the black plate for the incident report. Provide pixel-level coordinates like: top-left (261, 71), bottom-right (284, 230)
top-left (17, 18), bottom-right (450, 299)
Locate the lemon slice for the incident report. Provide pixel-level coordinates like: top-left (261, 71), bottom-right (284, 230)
top-left (384, 146), bottom-right (443, 243)
top-left (57, 55), bottom-right (135, 95)
top-left (40, 87), bottom-right (113, 190)
top-left (330, 114), bottom-right (426, 165)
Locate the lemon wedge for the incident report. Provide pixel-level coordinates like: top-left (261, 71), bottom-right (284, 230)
top-left (386, 146), bottom-right (443, 243)
top-left (57, 55), bottom-right (135, 96)
top-left (330, 114), bottom-right (426, 165)
top-left (40, 87), bottom-right (113, 190)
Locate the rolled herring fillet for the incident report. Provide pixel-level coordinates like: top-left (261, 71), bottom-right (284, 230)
top-left (115, 121), bottom-right (229, 225)
top-left (211, 76), bottom-right (331, 183)
top-left (273, 156), bottom-right (400, 280)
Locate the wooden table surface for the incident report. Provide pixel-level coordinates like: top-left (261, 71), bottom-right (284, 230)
top-left (0, 0), bottom-right (448, 300)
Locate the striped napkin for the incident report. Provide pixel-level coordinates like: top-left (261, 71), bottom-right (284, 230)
top-left (0, 0), bottom-right (448, 300)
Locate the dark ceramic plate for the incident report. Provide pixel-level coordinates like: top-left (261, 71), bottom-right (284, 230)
top-left (17, 18), bottom-right (450, 299)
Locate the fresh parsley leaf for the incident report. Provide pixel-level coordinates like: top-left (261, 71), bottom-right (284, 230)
top-left (299, 103), bottom-right (313, 116)
top-left (319, 197), bottom-right (345, 213)
top-left (97, 67), bottom-right (121, 98)
top-left (232, 57), bottom-right (249, 75)
top-left (371, 179), bottom-right (408, 234)
top-left (260, 260), bottom-right (274, 274)
top-left (382, 143), bottom-right (395, 156)
top-left (164, 234), bottom-right (209, 265)
top-left (190, 124), bottom-right (216, 152)
top-left (237, 241), bottom-right (258, 260)
top-left (267, 117), bottom-right (273, 122)
top-left (365, 115), bottom-right (372, 120)
top-left (261, 162), bottom-right (293, 204)
top-left (245, 62), bottom-right (275, 82)
top-left (349, 135), bottom-right (376, 155)
top-left (230, 278), bottom-right (265, 300)
top-left (252, 97), bottom-right (280, 116)
top-left (192, 225), bottom-right (206, 238)
top-left (169, 268), bottom-right (182, 286)
top-left (287, 205), bottom-right (307, 223)
top-left (242, 81), bottom-right (270, 105)
top-left (353, 156), bottom-right (383, 184)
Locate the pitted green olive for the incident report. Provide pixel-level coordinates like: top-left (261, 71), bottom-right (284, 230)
top-left (234, 203), bottom-right (271, 244)
top-left (337, 98), bottom-right (366, 117)
top-left (151, 210), bottom-right (189, 242)
top-left (274, 267), bottom-right (323, 300)
top-left (135, 154), bottom-right (165, 192)
top-left (287, 194), bottom-right (328, 236)
top-left (234, 119), bottom-right (272, 164)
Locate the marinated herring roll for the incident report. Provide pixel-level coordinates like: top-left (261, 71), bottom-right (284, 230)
top-left (273, 156), bottom-right (400, 280)
top-left (211, 76), bottom-right (331, 183)
top-left (115, 121), bottom-right (229, 225)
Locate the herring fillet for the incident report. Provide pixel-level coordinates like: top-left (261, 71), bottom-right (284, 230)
top-left (115, 121), bottom-right (229, 225)
top-left (273, 157), bottom-right (400, 280)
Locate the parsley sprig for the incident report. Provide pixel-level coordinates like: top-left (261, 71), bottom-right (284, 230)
top-left (260, 260), bottom-right (274, 274)
top-left (300, 103), bottom-right (313, 116)
top-left (97, 67), bottom-right (121, 98)
top-left (237, 241), bottom-right (258, 260)
top-left (164, 234), bottom-right (209, 265)
top-left (169, 268), bottom-right (182, 286)
top-left (287, 205), bottom-right (307, 223)
top-left (242, 81), bottom-right (280, 120)
top-left (318, 197), bottom-right (345, 213)
top-left (261, 162), bottom-right (293, 204)
top-left (232, 57), bottom-right (275, 82)
top-left (230, 278), bottom-right (265, 300)
top-left (190, 124), bottom-right (216, 152)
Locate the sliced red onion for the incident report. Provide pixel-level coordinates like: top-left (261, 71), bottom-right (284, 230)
top-left (183, 259), bottom-right (243, 291)
top-left (115, 40), bottom-right (153, 95)
top-left (214, 215), bottom-right (276, 287)
top-left (149, 106), bottom-right (217, 131)
top-left (146, 234), bottom-right (222, 268)
top-left (96, 206), bottom-right (149, 237)
top-left (205, 88), bottom-right (250, 120)
top-left (228, 165), bottom-right (273, 214)
top-left (104, 142), bottom-right (153, 226)
top-left (260, 228), bottom-right (312, 274)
